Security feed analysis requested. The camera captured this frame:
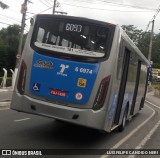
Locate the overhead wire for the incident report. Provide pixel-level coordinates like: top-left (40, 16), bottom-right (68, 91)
top-left (55, 1), bottom-right (64, 13)
top-left (39, 0), bottom-right (50, 7)
top-left (26, 7), bottom-right (52, 20)
top-left (43, 0), bottom-right (52, 6)
top-left (60, 2), bottom-right (156, 12)
top-left (145, 3), bottom-right (160, 32)
top-left (25, 1), bottom-right (157, 22)
top-left (7, 8), bottom-right (21, 15)
top-left (61, 0), bottom-right (157, 11)
top-left (0, 21), bottom-right (13, 26)
top-left (19, 0), bottom-right (159, 25)
top-left (0, 14), bottom-right (21, 24)
top-left (95, 0), bottom-right (157, 10)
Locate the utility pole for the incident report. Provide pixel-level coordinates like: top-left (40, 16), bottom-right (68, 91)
top-left (16, 0), bottom-right (28, 68)
top-left (52, 1), bottom-right (67, 15)
top-left (55, 11), bottom-right (67, 15)
top-left (148, 20), bottom-right (155, 62)
top-left (13, 0), bottom-right (28, 90)
top-left (53, 0), bottom-right (57, 14)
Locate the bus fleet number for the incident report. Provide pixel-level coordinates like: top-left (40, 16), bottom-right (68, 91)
top-left (66, 23), bottom-right (82, 32)
top-left (75, 67), bottom-right (93, 74)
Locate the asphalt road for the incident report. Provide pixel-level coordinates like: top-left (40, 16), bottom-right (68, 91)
top-left (0, 92), bottom-right (160, 158)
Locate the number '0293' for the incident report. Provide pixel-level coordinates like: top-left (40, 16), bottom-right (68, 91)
top-left (66, 23), bottom-right (82, 32)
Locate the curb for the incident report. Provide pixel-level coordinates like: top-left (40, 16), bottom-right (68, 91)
top-left (0, 99), bottom-right (11, 102)
top-left (0, 87), bottom-right (13, 92)
top-left (0, 89), bottom-right (13, 92)
top-left (0, 101), bottom-right (10, 108)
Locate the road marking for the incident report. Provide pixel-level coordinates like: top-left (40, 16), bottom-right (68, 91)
top-left (14, 118), bottom-right (31, 122)
top-left (128, 101), bottom-right (160, 158)
top-left (100, 104), bottom-right (155, 158)
top-left (145, 100), bottom-right (160, 110)
top-left (128, 119), bottom-right (160, 158)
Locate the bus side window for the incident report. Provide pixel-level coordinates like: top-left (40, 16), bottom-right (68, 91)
top-left (117, 39), bottom-right (124, 80)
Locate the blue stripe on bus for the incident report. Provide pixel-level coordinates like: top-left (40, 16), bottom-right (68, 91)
top-left (30, 52), bottom-right (100, 104)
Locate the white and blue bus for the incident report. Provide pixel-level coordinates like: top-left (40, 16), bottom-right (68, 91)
top-left (11, 14), bottom-right (149, 132)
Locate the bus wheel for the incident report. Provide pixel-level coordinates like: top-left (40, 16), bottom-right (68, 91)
top-left (139, 98), bottom-right (144, 110)
top-left (118, 109), bottom-right (127, 132)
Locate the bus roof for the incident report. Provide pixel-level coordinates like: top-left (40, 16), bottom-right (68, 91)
top-left (119, 26), bottom-right (150, 66)
top-left (35, 14), bottom-right (116, 27)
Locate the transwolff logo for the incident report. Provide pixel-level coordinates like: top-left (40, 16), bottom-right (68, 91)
top-left (57, 64), bottom-right (69, 77)
top-left (34, 60), bottom-right (54, 69)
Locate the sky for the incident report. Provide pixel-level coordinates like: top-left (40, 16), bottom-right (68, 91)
top-left (0, 0), bottom-right (160, 33)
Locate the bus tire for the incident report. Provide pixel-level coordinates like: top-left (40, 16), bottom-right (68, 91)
top-left (118, 108), bottom-right (127, 132)
top-left (139, 98), bottom-right (144, 110)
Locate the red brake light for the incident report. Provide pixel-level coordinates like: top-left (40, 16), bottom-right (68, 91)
top-left (17, 60), bottom-right (27, 95)
top-left (93, 76), bottom-right (110, 110)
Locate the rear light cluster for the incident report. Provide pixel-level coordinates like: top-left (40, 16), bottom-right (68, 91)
top-left (17, 60), bottom-right (27, 95)
top-left (93, 76), bottom-right (110, 110)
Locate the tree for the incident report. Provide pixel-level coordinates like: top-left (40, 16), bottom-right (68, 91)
top-left (151, 33), bottom-right (160, 67)
top-left (137, 31), bottom-right (151, 58)
top-left (0, 25), bottom-right (20, 50)
top-left (122, 25), bottom-right (160, 68)
top-left (0, 41), bottom-right (8, 76)
top-left (121, 25), bottom-right (143, 45)
top-left (0, 25), bottom-right (21, 75)
top-left (0, 1), bottom-right (9, 9)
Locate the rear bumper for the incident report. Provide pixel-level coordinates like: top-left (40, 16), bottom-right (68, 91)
top-left (11, 92), bottom-right (106, 130)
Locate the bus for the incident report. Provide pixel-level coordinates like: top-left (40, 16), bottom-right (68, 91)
top-left (11, 14), bottom-right (149, 132)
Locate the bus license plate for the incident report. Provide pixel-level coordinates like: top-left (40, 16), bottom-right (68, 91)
top-left (50, 89), bottom-right (67, 97)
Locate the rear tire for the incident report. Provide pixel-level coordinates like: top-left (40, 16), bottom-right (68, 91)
top-left (118, 109), bottom-right (127, 132)
top-left (139, 98), bottom-right (144, 110)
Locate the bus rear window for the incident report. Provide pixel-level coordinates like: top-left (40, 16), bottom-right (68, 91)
top-left (32, 17), bottom-right (115, 58)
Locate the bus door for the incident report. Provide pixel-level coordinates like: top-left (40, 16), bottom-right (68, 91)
top-left (130, 60), bottom-right (141, 115)
top-left (114, 45), bottom-right (130, 125)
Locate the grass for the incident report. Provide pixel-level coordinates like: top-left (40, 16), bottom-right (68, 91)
top-left (0, 77), bottom-right (12, 87)
top-left (152, 83), bottom-right (160, 90)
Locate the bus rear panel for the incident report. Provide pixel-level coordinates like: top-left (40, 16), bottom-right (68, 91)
top-left (11, 15), bottom-right (149, 132)
top-left (11, 15), bottom-right (116, 131)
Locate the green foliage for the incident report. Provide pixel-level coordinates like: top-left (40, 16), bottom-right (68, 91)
top-left (122, 25), bottom-right (143, 45)
top-left (151, 33), bottom-right (160, 65)
top-left (137, 31), bottom-right (150, 58)
top-left (122, 25), bottom-right (160, 66)
top-left (0, 25), bottom-right (21, 76)
top-left (6, 77), bottom-right (12, 87)
top-left (152, 83), bottom-right (160, 90)
top-left (0, 77), bottom-right (12, 87)
top-left (0, 41), bottom-right (9, 76)
top-left (152, 63), bottom-right (160, 69)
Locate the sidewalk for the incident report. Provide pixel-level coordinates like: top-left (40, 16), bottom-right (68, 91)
top-left (0, 87), bottom-right (13, 102)
top-left (143, 91), bottom-right (160, 151)
top-left (146, 90), bottom-right (160, 107)
top-left (0, 87), bottom-right (13, 91)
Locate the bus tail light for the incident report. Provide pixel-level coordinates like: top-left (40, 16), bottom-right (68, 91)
top-left (17, 60), bottom-right (27, 95)
top-left (93, 76), bottom-right (110, 110)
